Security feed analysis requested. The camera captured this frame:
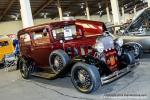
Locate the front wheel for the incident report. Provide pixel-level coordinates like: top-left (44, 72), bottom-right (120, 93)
top-left (71, 62), bottom-right (101, 93)
top-left (132, 43), bottom-right (143, 59)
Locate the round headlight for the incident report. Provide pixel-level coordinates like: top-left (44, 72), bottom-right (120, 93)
top-left (115, 38), bottom-right (123, 47)
top-left (94, 42), bottom-right (104, 53)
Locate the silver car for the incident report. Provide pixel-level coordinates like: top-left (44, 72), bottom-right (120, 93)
top-left (108, 7), bottom-right (150, 53)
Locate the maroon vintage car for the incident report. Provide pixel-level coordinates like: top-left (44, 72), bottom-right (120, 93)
top-left (17, 19), bottom-right (139, 93)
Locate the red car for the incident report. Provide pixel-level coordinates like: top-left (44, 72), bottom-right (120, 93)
top-left (17, 19), bottom-right (139, 93)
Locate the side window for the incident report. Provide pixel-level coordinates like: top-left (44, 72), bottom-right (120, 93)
top-left (0, 41), bottom-right (9, 47)
top-left (20, 33), bottom-right (31, 45)
top-left (32, 28), bottom-right (50, 45)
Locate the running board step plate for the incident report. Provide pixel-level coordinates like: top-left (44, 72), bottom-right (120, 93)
top-left (32, 72), bottom-right (57, 79)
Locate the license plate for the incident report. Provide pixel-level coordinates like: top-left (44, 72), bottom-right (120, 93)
top-left (109, 56), bottom-right (116, 66)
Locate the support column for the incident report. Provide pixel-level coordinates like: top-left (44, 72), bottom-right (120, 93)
top-left (106, 7), bottom-right (111, 22)
top-left (105, 0), bottom-right (111, 22)
top-left (121, 7), bottom-right (125, 23)
top-left (134, 6), bottom-right (136, 16)
top-left (85, 0), bottom-right (90, 20)
top-left (110, 0), bottom-right (120, 25)
top-left (148, 0), bottom-right (150, 7)
top-left (19, 0), bottom-right (34, 28)
top-left (57, 0), bottom-right (63, 21)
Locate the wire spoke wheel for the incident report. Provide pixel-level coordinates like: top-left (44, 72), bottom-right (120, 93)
top-left (71, 62), bottom-right (101, 93)
top-left (53, 56), bottom-right (63, 73)
top-left (19, 59), bottom-right (31, 79)
top-left (20, 62), bottom-right (28, 78)
top-left (75, 68), bottom-right (92, 90)
top-left (133, 44), bottom-right (140, 57)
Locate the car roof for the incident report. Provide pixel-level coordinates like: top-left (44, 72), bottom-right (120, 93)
top-left (17, 19), bottom-right (105, 36)
top-left (0, 35), bottom-right (11, 42)
top-left (18, 20), bottom-right (75, 35)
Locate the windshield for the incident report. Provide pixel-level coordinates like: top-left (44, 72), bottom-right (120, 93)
top-left (0, 41), bottom-right (9, 47)
top-left (52, 25), bottom-right (81, 40)
top-left (127, 8), bottom-right (150, 35)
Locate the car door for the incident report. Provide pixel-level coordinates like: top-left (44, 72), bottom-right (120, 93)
top-left (19, 33), bottom-right (32, 57)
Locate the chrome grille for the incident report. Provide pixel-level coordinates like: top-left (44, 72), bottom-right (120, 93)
top-left (100, 36), bottom-right (114, 50)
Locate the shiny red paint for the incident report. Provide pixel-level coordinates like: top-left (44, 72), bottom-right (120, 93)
top-left (104, 49), bottom-right (118, 72)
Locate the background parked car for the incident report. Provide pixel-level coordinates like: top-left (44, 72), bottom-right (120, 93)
top-left (107, 7), bottom-right (150, 54)
top-left (0, 36), bottom-right (14, 63)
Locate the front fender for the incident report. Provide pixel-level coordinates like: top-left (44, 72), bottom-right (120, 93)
top-left (73, 55), bottom-right (112, 76)
top-left (17, 55), bottom-right (33, 70)
top-left (124, 42), bottom-right (143, 49)
top-left (122, 42), bottom-right (143, 59)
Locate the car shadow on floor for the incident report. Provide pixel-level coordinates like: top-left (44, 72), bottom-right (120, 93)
top-left (24, 70), bottom-right (138, 95)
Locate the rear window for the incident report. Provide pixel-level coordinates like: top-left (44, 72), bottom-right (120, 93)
top-left (19, 33), bottom-right (31, 45)
top-left (0, 41), bottom-right (9, 47)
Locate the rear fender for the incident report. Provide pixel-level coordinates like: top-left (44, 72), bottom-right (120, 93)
top-left (17, 55), bottom-right (32, 70)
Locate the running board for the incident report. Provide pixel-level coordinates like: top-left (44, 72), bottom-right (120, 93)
top-left (32, 72), bottom-right (57, 79)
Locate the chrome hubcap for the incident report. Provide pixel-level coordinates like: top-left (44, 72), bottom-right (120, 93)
top-left (76, 69), bottom-right (92, 89)
top-left (78, 70), bottom-right (86, 83)
top-left (53, 56), bottom-right (63, 73)
top-left (134, 45), bottom-right (139, 55)
top-left (54, 58), bottom-right (60, 68)
top-left (22, 63), bottom-right (26, 72)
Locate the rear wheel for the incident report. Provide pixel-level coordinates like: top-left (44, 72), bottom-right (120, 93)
top-left (49, 49), bottom-right (71, 76)
top-left (19, 58), bottom-right (31, 79)
top-left (71, 62), bottom-right (101, 93)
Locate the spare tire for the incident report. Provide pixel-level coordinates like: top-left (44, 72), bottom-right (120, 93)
top-left (49, 49), bottom-right (71, 75)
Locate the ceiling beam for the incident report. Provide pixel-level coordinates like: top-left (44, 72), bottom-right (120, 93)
top-left (72, 0), bottom-right (102, 16)
top-left (50, 0), bottom-right (81, 18)
top-left (0, 0), bottom-right (16, 21)
top-left (33, 0), bottom-right (54, 17)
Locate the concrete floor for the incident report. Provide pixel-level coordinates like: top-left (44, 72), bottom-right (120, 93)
top-left (0, 54), bottom-right (150, 100)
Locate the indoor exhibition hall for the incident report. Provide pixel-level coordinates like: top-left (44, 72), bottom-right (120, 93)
top-left (0, 0), bottom-right (150, 100)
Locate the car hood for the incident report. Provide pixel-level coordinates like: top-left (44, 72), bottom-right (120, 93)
top-left (126, 7), bottom-right (150, 32)
top-left (64, 36), bottom-right (97, 47)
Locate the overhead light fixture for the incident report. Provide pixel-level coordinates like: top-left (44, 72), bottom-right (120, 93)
top-left (84, 11), bottom-right (87, 16)
top-left (40, 13), bottom-right (49, 18)
top-left (124, 4), bottom-right (128, 8)
top-left (98, 2), bottom-right (101, 9)
top-left (80, 3), bottom-right (85, 9)
top-left (10, 13), bottom-right (20, 20)
top-left (140, 0), bottom-right (147, 3)
top-left (64, 11), bottom-right (71, 17)
top-left (97, 10), bottom-right (103, 16)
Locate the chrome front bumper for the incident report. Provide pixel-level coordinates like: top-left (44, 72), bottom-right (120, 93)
top-left (101, 61), bottom-right (139, 84)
